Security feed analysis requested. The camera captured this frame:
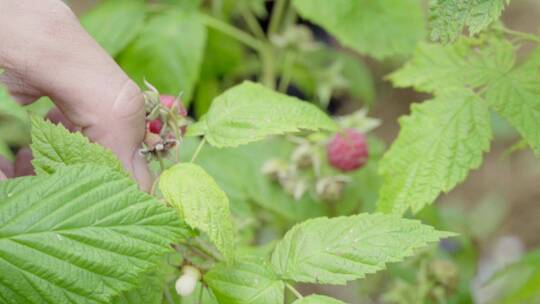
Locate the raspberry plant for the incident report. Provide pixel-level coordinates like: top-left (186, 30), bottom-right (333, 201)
top-left (2, 0), bottom-right (540, 303)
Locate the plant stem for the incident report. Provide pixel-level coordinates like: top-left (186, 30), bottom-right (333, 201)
top-left (163, 287), bottom-right (174, 304)
top-left (150, 176), bottom-right (160, 196)
top-left (240, 8), bottom-right (267, 41)
top-left (499, 26), bottom-right (540, 43)
top-left (261, 47), bottom-right (277, 89)
top-left (286, 283), bottom-right (303, 299)
top-left (191, 138), bottom-right (207, 163)
top-left (268, 0), bottom-right (288, 37)
top-left (278, 51), bottom-right (295, 92)
top-left (202, 14), bottom-right (264, 52)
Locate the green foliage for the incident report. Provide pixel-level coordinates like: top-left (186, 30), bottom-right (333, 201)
top-left (271, 213), bottom-right (452, 284)
top-left (81, 0), bottom-right (146, 56)
top-left (429, 0), bottom-right (511, 43)
top-left (388, 39), bottom-right (515, 93)
top-left (489, 248), bottom-right (540, 303)
top-left (377, 90), bottom-right (492, 215)
top-left (188, 81), bottom-right (337, 147)
top-left (485, 57), bottom-right (540, 155)
top-left (0, 82), bottom-right (27, 123)
top-left (293, 295), bottom-right (346, 304)
top-left (30, 118), bottom-right (124, 175)
top-left (292, 0), bottom-right (425, 59)
top-left (205, 257), bottom-right (285, 304)
top-left (0, 165), bottom-right (186, 304)
top-left (159, 163), bottom-right (235, 260)
top-left (119, 8), bottom-right (206, 104)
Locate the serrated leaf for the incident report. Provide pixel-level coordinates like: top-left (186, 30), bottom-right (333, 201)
top-left (429, 0), bottom-right (511, 43)
top-left (159, 163), bottom-right (235, 260)
top-left (388, 39), bottom-right (515, 93)
top-left (377, 90), bottom-right (491, 215)
top-left (81, 0), bottom-right (146, 56)
top-left (205, 257), bottom-right (284, 304)
top-left (270, 213), bottom-right (453, 285)
top-left (188, 81), bottom-right (336, 148)
top-left (293, 295), bottom-right (346, 304)
top-left (485, 63), bottom-right (540, 155)
top-left (292, 0), bottom-right (425, 59)
top-left (30, 118), bottom-right (124, 175)
top-left (0, 165), bottom-right (187, 304)
top-left (119, 8), bottom-right (206, 104)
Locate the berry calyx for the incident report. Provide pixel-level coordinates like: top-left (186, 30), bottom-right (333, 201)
top-left (326, 129), bottom-right (368, 172)
top-left (160, 95), bottom-right (187, 117)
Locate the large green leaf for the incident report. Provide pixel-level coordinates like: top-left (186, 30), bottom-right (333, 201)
top-left (388, 39), bottom-right (515, 93)
top-left (119, 8), bottom-right (206, 104)
top-left (293, 295), bottom-right (346, 304)
top-left (0, 165), bottom-right (187, 304)
top-left (188, 81), bottom-right (336, 148)
top-left (81, 0), bottom-right (146, 56)
top-left (429, 0), bottom-right (511, 43)
top-left (485, 63), bottom-right (540, 155)
top-left (159, 163), bottom-right (235, 260)
top-left (30, 118), bottom-right (124, 175)
top-left (205, 257), bottom-right (284, 304)
top-left (292, 0), bottom-right (425, 59)
top-left (377, 90), bottom-right (491, 215)
top-left (271, 214), bottom-right (452, 285)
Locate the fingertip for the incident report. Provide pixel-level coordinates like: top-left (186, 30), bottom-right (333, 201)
top-left (132, 149), bottom-right (153, 192)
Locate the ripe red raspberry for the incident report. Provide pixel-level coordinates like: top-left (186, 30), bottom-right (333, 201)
top-left (147, 119), bottom-right (163, 134)
top-left (160, 95), bottom-right (187, 117)
top-left (326, 129), bottom-right (368, 172)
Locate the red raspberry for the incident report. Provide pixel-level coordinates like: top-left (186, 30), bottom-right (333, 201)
top-left (160, 95), bottom-right (187, 117)
top-left (326, 129), bottom-right (368, 172)
top-left (147, 119), bottom-right (163, 134)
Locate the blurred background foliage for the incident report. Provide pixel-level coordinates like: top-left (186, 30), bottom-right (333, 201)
top-left (1, 0), bottom-right (540, 302)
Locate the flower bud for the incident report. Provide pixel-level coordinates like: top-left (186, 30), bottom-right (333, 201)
top-left (316, 176), bottom-right (351, 202)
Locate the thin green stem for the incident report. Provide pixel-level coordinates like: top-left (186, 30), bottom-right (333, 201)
top-left (150, 176), bottom-right (160, 196)
top-left (240, 8), bottom-right (267, 41)
top-left (202, 14), bottom-right (264, 52)
top-left (278, 51), bottom-right (295, 92)
top-left (286, 283), bottom-right (303, 299)
top-left (191, 138), bottom-right (207, 163)
top-left (163, 287), bottom-right (174, 304)
top-left (499, 26), bottom-right (540, 43)
top-left (268, 0), bottom-right (288, 37)
top-left (261, 47), bottom-right (277, 89)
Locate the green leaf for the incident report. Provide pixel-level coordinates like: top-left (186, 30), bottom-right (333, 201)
top-left (81, 0), bottom-right (146, 56)
top-left (159, 163), bottom-right (235, 260)
top-left (0, 84), bottom-right (27, 122)
top-left (485, 63), bottom-right (540, 155)
top-left (293, 295), bottom-right (346, 304)
top-left (119, 8), bottom-right (206, 104)
top-left (30, 118), bottom-right (124, 175)
top-left (292, 0), bottom-right (425, 59)
top-left (188, 81), bottom-right (337, 148)
top-left (388, 39), bottom-right (515, 93)
top-left (429, 0), bottom-right (511, 43)
top-left (0, 165), bottom-right (187, 304)
top-left (271, 213), bottom-right (453, 284)
top-left (488, 248), bottom-right (540, 304)
top-left (205, 257), bottom-right (284, 304)
top-left (377, 90), bottom-right (491, 215)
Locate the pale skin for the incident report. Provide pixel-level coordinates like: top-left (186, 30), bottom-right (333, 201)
top-left (0, 0), bottom-right (151, 189)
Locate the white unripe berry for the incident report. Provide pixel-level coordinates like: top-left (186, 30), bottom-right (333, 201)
top-left (175, 265), bottom-right (201, 297)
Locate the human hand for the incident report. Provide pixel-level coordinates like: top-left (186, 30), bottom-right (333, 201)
top-left (0, 0), bottom-right (151, 189)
